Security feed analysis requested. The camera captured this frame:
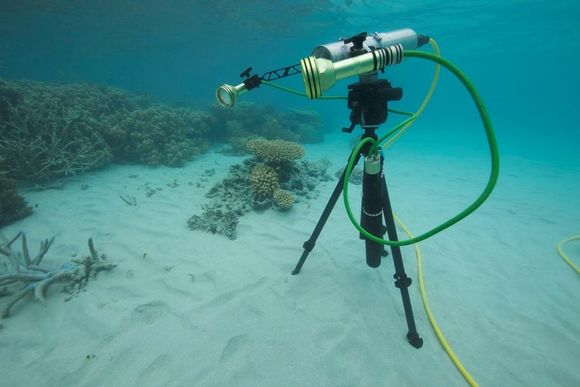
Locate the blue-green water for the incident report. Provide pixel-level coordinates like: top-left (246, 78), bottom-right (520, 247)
top-left (1, 0), bottom-right (579, 165)
top-left (1, 2), bottom-right (579, 386)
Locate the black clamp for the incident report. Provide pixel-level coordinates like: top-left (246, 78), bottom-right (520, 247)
top-left (342, 32), bottom-right (369, 57)
top-left (394, 273), bottom-right (412, 289)
top-left (240, 67), bottom-right (262, 90)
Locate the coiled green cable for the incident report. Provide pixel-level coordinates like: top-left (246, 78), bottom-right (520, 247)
top-left (343, 50), bottom-right (500, 246)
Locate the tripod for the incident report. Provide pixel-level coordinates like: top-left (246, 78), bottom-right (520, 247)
top-left (291, 74), bottom-right (423, 349)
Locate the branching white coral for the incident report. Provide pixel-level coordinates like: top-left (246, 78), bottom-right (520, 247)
top-left (0, 232), bottom-right (115, 321)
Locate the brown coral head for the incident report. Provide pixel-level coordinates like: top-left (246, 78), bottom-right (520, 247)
top-left (273, 189), bottom-right (295, 210)
top-left (246, 138), bottom-right (304, 163)
top-left (249, 163), bottom-right (279, 198)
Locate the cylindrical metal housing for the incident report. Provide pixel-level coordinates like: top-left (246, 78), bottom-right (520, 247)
top-left (301, 45), bottom-right (403, 99)
top-left (216, 82), bottom-right (248, 108)
top-left (312, 28), bottom-right (418, 62)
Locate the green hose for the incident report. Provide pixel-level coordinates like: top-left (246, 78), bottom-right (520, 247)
top-left (343, 50), bottom-right (500, 246)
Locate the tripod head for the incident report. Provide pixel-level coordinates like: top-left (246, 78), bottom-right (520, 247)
top-left (342, 32), bottom-right (368, 56)
top-left (337, 33), bottom-right (404, 138)
top-left (342, 74), bottom-right (403, 135)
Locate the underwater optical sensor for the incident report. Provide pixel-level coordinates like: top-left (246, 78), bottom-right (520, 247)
top-left (215, 28), bottom-right (500, 353)
top-left (215, 29), bottom-right (430, 349)
top-left (215, 28), bottom-right (426, 107)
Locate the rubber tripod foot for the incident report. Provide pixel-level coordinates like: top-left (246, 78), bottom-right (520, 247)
top-left (407, 331), bottom-right (423, 349)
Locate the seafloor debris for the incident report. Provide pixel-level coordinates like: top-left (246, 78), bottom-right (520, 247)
top-left (0, 232), bottom-right (116, 322)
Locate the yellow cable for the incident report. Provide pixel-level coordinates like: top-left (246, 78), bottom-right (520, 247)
top-left (267, 37), bottom-right (482, 385)
top-left (394, 214), bottom-right (479, 387)
top-left (556, 235), bottom-right (580, 274)
top-left (378, 38), bottom-right (478, 385)
top-left (382, 38), bottom-right (441, 149)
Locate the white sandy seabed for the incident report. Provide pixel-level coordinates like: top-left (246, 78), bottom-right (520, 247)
top-left (1, 133), bottom-right (578, 387)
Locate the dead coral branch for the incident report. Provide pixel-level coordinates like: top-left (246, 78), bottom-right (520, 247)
top-left (0, 233), bottom-right (115, 320)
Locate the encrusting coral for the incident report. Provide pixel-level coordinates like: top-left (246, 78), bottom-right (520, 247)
top-left (0, 232), bottom-right (116, 322)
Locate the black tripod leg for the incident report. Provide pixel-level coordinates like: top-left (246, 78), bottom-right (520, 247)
top-left (381, 176), bottom-right (423, 349)
top-left (292, 153), bottom-right (362, 275)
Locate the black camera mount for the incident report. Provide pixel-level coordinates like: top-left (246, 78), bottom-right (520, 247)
top-left (291, 35), bottom-right (423, 349)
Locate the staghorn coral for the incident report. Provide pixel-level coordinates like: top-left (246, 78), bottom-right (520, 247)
top-left (0, 78), bottom-right (214, 179)
top-left (0, 174), bottom-right (32, 228)
top-left (273, 189), bottom-right (295, 211)
top-left (0, 232), bottom-right (115, 322)
top-left (7, 79), bottom-right (151, 118)
top-left (0, 79), bottom-right (146, 181)
top-left (335, 166), bottom-right (363, 185)
top-left (249, 163), bottom-right (279, 198)
top-left (0, 103), bottom-right (113, 180)
top-left (246, 138), bottom-right (304, 164)
top-left (0, 80), bottom-right (22, 122)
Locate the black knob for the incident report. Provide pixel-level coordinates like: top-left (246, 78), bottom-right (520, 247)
top-left (343, 32), bottom-right (368, 51)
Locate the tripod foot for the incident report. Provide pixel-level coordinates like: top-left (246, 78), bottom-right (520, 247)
top-left (407, 331), bottom-right (423, 349)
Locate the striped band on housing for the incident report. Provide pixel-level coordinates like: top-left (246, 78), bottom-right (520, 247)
top-left (300, 56), bottom-right (321, 99)
top-left (216, 84), bottom-right (237, 107)
top-left (371, 44), bottom-right (403, 71)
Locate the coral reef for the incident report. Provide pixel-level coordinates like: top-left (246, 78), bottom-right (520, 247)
top-left (207, 102), bottom-right (324, 144)
top-left (246, 138), bottom-right (304, 163)
top-left (0, 78), bottom-right (213, 179)
top-left (101, 106), bottom-right (210, 166)
top-left (0, 78), bottom-right (324, 183)
top-left (0, 80), bottom-right (22, 122)
top-left (279, 109), bottom-right (325, 144)
top-left (249, 163), bottom-right (280, 198)
top-left (273, 189), bottom-right (295, 211)
top-left (245, 138), bottom-right (306, 206)
top-left (0, 232), bottom-right (115, 322)
top-left (0, 174), bottom-right (32, 227)
top-left (0, 79), bottom-right (141, 181)
top-left (187, 142), bottom-right (332, 239)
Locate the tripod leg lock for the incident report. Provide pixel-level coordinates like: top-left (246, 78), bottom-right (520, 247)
top-left (303, 239), bottom-right (315, 252)
top-left (394, 273), bottom-right (412, 289)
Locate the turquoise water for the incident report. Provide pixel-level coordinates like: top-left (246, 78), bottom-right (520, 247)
top-left (1, 1), bottom-right (579, 165)
top-left (1, 2), bottom-right (579, 386)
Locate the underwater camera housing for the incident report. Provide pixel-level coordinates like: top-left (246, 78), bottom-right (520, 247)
top-left (215, 28), bottom-right (429, 107)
